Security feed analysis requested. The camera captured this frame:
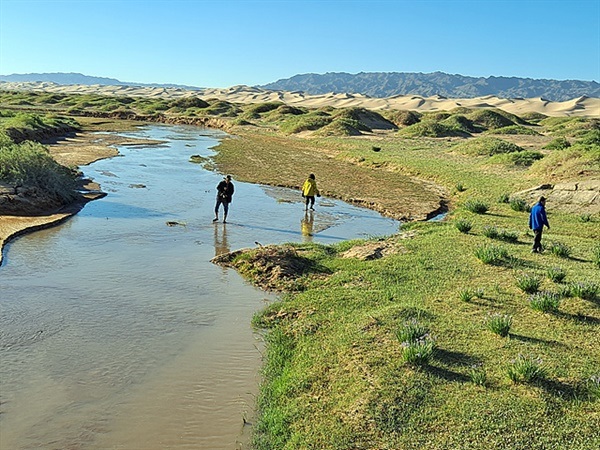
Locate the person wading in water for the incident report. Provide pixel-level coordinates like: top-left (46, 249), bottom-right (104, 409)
top-left (301, 173), bottom-right (320, 211)
top-left (213, 175), bottom-right (234, 223)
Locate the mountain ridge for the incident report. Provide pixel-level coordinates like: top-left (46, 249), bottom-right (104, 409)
top-left (259, 71), bottom-right (600, 102)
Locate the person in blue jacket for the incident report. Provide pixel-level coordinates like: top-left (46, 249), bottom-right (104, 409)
top-left (528, 196), bottom-right (550, 253)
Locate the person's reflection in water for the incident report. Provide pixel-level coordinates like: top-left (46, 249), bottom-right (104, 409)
top-left (301, 210), bottom-right (314, 241)
top-left (214, 223), bottom-right (230, 256)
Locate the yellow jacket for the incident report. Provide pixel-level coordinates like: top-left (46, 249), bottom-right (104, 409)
top-left (302, 178), bottom-right (319, 197)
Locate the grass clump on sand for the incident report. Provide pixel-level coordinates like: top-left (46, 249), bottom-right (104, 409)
top-left (453, 136), bottom-right (524, 156)
top-left (398, 120), bottom-right (468, 137)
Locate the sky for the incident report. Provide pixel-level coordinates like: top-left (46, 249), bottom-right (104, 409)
top-left (0, 0), bottom-right (599, 88)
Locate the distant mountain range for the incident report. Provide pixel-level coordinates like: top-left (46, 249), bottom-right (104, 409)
top-left (259, 72), bottom-right (600, 102)
top-left (0, 72), bottom-right (202, 91)
top-left (1, 71), bottom-right (599, 102)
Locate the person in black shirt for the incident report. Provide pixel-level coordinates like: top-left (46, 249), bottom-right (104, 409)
top-left (213, 175), bottom-right (234, 223)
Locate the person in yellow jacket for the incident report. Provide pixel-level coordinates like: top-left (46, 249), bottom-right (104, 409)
top-left (301, 173), bottom-right (320, 211)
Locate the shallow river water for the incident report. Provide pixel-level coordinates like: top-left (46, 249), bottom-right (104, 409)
top-left (0, 125), bottom-right (400, 449)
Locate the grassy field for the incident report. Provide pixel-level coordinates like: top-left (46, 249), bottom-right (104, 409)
top-left (209, 110), bottom-right (599, 448)
top-left (1, 90), bottom-right (598, 448)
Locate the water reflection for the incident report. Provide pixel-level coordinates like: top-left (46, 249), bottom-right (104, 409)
top-left (214, 223), bottom-right (230, 256)
top-left (301, 210), bottom-right (315, 240)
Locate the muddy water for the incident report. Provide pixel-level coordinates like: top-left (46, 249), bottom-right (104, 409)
top-left (0, 125), bottom-right (400, 449)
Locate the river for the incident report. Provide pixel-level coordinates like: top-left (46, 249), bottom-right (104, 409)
top-left (0, 124), bottom-right (400, 449)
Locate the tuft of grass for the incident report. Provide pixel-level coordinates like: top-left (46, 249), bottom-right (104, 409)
top-left (570, 281), bottom-right (599, 301)
top-left (455, 219), bottom-right (472, 233)
top-left (507, 354), bottom-right (547, 383)
top-left (498, 192), bottom-right (510, 204)
top-left (474, 244), bottom-right (509, 265)
top-left (579, 213), bottom-right (592, 223)
top-left (549, 241), bottom-right (572, 258)
top-left (587, 374), bottom-right (600, 400)
top-left (458, 288), bottom-right (475, 302)
top-left (515, 273), bottom-right (541, 294)
top-left (400, 337), bottom-right (436, 367)
top-left (455, 182), bottom-right (466, 192)
top-left (543, 136), bottom-right (571, 150)
top-left (395, 320), bottom-right (429, 344)
top-left (464, 199), bottom-right (489, 214)
top-left (509, 198), bottom-right (530, 212)
top-left (486, 313), bottom-right (513, 337)
top-left (453, 136), bottom-right (524, 156)
top-left (547, 267), bottom-right (566, 283)
top-left (529, 291), bottom-right (560, 313)
top-left (594, 244), bottom-right (600, 268)
top-left (482, 225), bottom-right (499, 239)
top-left (468, 365), bottom-right (487, 386)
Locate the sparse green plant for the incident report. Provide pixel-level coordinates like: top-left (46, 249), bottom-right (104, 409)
top-left (486, 313), bottom-right (512, 337)
top-left (455, 182), bottom-right (466, 192)
top-left (464, 199), bottom-right (489, 214)
top-left (468, 365), bottom-right (487, 386)
top-left (482, 225), bottom-right (499, 239)
top-left (400, 337), bottom-right (436, 367)
top-left (547, 267), bottom-right (566, 283)
top-left (509, 198), bottom-right (530, 212)
top-left (549, 241), bottom-right (572, 258)
top-left (507, 354), bottom-right (547, 383)
top-left (579, 213), bottom-right (592, 223)
top-left (474, 244), bottom-right (509, 265)
top-left (570, 281), bottom-right (599, 301)
top-left (594, 244), bottom-right (600, 268)
top-left (395, 320), bottom-right (429, 344)
top-left (543, 136), bottom-right (571, 150)
top-left (529, 291), bottom-right (560, 313)
top-left (557, 284), bottom-right (574, 298)
top-left (459, 288), bottom-right (475, 302)
top-left (455, 219), bottom-right (472, 233)
top-left (515, 273), bottom-right (541, 294)
top-left (498, 192), bottom-right (510, 203)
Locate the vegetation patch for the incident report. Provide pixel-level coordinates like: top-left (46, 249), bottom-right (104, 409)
top-left (398, 120), bottom-right (468, 138)
top-left (453, 136), bottom-right (524, 156)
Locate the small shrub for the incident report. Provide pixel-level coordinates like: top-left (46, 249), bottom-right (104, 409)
top-left (468, 365), bottom-right (487, 386)
top-left (455, 219), bottom-right (472, 233)
top-left (529, 291), bottom-right (560, 313)
top-left (486, 313), bottom-right (512, 337)
top-left (475, 244), bottom-right (509, 265)
top-left (400, 337), bottom-right (436, 367)
top-left (455, 182), bottom-right (466, 192)
top-left (579, 213), bottom-right (592, 222)
top-left (570, 281), bottom-right (599, 301)
top-left (509, 198), bottom-right (530, 212)
top-left (549, 241), bottom-right (572, 258)
top-left (395, 320), bottom-right (429, 344)
top-left (515, 273), bottom-right (541, 294)
top-left (547, 267), bottom-right (566, 283)
top-left (464, 199), bottom-right (489, 214)
top-left (507, 354), bottom-right (547, 383)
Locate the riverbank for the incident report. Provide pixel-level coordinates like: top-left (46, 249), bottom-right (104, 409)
top-left (0, 119), bottom-right (163, 265)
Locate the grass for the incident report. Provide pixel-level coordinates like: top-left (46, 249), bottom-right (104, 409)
top-left (515, 273), bottom-right (541, 294)
top-left (529, 291), bottom-right (561, 313)
top-left (547, 266), bottom-right (567, 283)
top-left (507, 354), bottom-right (547, 383)
top-left (486, 313), bottom-right (512, 337)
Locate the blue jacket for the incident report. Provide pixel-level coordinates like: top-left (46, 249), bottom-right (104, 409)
top-left (529, 202), bottom-right (549, 231)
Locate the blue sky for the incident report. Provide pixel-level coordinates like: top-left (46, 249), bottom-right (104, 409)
top-left (1, 0), bottom-right (598, 87)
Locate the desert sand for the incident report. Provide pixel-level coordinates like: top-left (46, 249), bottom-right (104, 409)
top-left (1, 81), bottom-right (599, 118)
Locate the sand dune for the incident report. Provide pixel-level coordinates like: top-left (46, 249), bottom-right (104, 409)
top-left (1, 81), bottom-right (599, 117)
